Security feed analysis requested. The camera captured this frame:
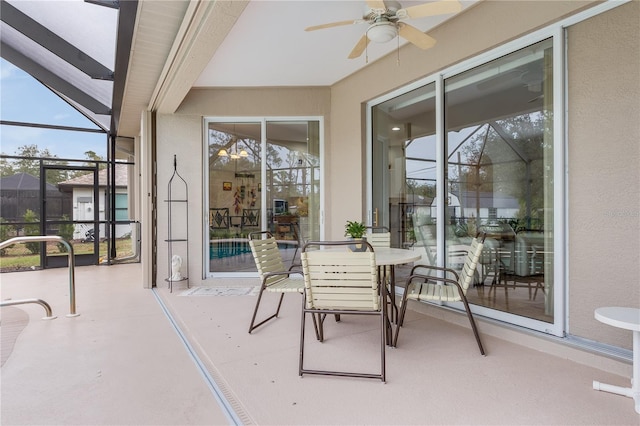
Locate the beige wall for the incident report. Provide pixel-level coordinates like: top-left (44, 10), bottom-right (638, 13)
top-left (155, 1), bottom-right (639, 348)
top-left (566, 1), bottom-right (640, 346)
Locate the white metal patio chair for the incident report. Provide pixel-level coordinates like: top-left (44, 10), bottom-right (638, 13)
top-left (299, 240), bottom-right (386, 382)
top-left (393, 233), bottom-right (487, 355)
top-left (248, 231), bottom-right (304, 333)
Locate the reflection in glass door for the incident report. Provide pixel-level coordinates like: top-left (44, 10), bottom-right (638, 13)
top-left (208, 122), bottom-right (262, 274)
top-left (370, 38), bottom-right (557, 330)
top-left (206, 119), bottom-right (321, 275)
top-left (266, 121), bottom-right (320, 267)
top-left (444, 38), bottom-right (554, 324)
top-left (371, 83), bottom-right (437, 251)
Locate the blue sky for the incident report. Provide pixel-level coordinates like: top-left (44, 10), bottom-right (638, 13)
top-left (0, 58), bottom-right (107, 160)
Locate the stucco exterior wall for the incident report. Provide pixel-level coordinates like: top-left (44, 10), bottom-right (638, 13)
top-left (566, 1), bottom-right (640, 346)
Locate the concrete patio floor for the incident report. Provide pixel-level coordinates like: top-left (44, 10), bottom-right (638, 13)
top-left (1, 263), bottom-right (638, 425)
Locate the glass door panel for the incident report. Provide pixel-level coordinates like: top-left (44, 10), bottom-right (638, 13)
top-left (207, 119), bottom-right (321, 274)
top-left (371, 83), bottom-right (436, 252)
top-left (370, 37), bottom-right (556, 330)
top-left (208, 122), bottom-right (262, 273)
top-left (444, 38), bottom-right (554, 323)
top-left (266, 120), bottom-right (320, 267)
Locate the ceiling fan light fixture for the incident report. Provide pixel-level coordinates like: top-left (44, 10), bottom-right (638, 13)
top-left (367, 21), bottom-right (397, 43)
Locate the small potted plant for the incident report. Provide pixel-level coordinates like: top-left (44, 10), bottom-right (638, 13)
top-left (345, 220), bottom-right (367, 251)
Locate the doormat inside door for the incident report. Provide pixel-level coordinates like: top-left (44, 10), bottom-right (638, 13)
top-left (179, 286), bottom-right (259, 297)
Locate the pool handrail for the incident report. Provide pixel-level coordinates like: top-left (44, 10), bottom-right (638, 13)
top-left (0, 298), bottom-right (57, 320)
top-left (0, 235), bottom-right (79, 317)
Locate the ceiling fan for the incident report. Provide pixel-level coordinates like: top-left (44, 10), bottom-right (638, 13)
top-left (305, 0), bottom-right (462, 59)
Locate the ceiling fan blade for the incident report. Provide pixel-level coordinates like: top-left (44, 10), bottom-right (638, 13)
top-left (402, 0), bottom-right (462, 19)
top-left (348, 34), bottom-right (370, 59)
top-left (305, 19), bottom-right (364, 32)
top-left (366, 0), bottom-right (387, 13)
top-left (398, 23), bottom-right (436, 50)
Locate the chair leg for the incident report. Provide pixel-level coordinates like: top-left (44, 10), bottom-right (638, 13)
top-left (393, 290), bottom-right (410, 347)
top-left (299, 305), bottom-right (307, 376)
top-left (459, 292), bottom-right (486, 356)
top-left (248, 288), bottom-right (285, 333)
top-left (380, 309), bottom-right (386, 383)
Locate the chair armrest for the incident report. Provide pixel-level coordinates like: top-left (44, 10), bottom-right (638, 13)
top-left (288, 264), bottom-right (302, 272)
top-left (406, 273), bottom-right (464, 293)
top-left (262, 270), bottom-right (303, 285)
top-left (410, 264), bottom-right (460, 282)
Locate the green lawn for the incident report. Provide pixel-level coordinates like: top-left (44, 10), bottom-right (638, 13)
top-left (0, 239), bottom-right (134, 271)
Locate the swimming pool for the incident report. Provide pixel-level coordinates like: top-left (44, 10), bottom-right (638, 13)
top-left (209, 240), bottom-right (252, 259)
top-left (209, 239), bottom-right (297, 259)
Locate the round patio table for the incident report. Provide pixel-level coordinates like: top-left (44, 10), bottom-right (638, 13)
top-left (592, 306), bottom-right (640, 414)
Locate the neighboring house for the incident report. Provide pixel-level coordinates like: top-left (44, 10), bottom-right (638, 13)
top-left (57, 164), bottom-right (130, 240)
top-left (0, 172), bottom-right (71, 223)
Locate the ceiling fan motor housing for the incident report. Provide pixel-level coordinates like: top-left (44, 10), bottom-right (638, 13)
top-left (367, 21), bottom-right (398, 43)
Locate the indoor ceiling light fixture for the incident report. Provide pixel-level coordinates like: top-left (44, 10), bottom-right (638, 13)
top-left (367, 21), bottom-right (398, 43)
top-left (392, 126), bottom-right (401, 131)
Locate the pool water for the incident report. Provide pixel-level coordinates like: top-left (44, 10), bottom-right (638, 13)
top-left (209, 240), bottom-right (297, 259)
top-left (209, 241), bottom-right (252, 259)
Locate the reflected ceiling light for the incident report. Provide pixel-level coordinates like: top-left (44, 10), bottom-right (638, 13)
top-left (392, 126), bottom-right (401, 131)
top-left (217, 143), bottom-right (248, 159)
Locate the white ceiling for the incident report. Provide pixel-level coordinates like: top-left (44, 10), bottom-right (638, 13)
top-left (195, 0), bottom-right (479, 87)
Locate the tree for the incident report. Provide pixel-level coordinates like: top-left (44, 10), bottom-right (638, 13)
top-left (82, 150), bottom-right (106, 169)
top-left (12, 144), bottom-right (52, 176)
top-left (23, 209), bottom-right (40, 254)
top-left (3, 144), bottom-right (70, 184)
top-left (57, 215), bottom-right (75, 252)
top-left (0, 217), bottom-right (15, 255)
top-left (0, 156), bottom-right (15, 177)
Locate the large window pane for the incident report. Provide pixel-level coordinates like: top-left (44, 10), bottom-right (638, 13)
top-left (444, 38), bottom-right (554, 322)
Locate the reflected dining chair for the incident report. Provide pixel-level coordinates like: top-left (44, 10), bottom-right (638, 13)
top-left (299, 240), bottom-right (386, 382)
top-left (393, 233), bottom-right (487, 355)
top-left (366, 226), bottom-right (396, 321)
top-left (248, 231), bottom-right (304, 333)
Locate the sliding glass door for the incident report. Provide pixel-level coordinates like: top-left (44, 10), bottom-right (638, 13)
top-left (369, 37), bottom-right (560, 333)
top-left (206, 118), bottom-right (322, 276)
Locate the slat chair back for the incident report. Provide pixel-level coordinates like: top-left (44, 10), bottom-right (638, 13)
top-left (365, 225), bottom-right (394, 320)
top-left (299, 240), bottom-right (386, 382)
top-left (394, 233), bottom-right (487, 355)
top-left (365, 226), bottom-right (391, 249)
top-left (247, 231), bottom-right (303, 333)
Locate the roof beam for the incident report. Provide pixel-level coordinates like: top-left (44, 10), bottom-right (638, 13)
top-left (1, 41), bottom-right (111, 115)
top-left (84, 0), bottom-right (120, 10)
top-left (0, 0), bottom-right (114, 80)
top-left (110, 0), bottom-right (137, 135)
top-left (150, 1), bottom-right (249, 114)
